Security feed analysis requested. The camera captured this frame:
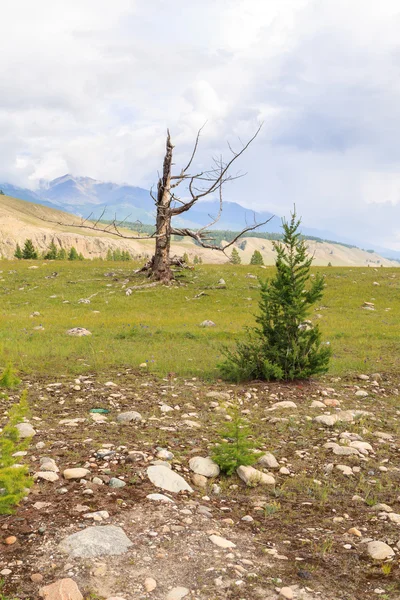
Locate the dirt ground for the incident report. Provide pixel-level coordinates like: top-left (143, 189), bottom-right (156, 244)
top-left (1, 371), bottom-right (399, 600)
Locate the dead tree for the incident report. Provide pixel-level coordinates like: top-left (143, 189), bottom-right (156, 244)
top-left (44, 125), bottom-right (272, 283)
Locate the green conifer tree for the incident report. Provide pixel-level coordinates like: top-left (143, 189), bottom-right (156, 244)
top-left (230, 248), bottom-right (241, 264)
top-left (182, 252), bottom-right (189, 264)
top-left (220, 212), bottom-right (331, 381)
top-left (0, 390), bottom-right (33, 514)
top-left (250, 250), bottom-right (264, 265)
top-left (211, 406), bottom-right (261, 475)
top-left (14, 244), bottom-right (23, 260)
top-left (57, 247), bottom-right (67, 260)
top-left (106, 249), bottom-right (113, 261)
top-left (113, 249), bottom-right (122, 261)
top-left (22, 239), bottom-right (38, 260)
top-left (44, 240), bottom-right (58, 260)
top-left (193, 255), bottom-right (199, 265)
top-left (68, 247), bottom-right (79, 261)
top-left (78, 252), bottom-right (84, 261)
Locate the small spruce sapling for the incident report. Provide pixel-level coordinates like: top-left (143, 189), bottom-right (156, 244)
top-left (0, 390), bottom-right (33, 514)
top-left (220, 211), bottom-right (331, 381)
top-left (230, 248), bottom-right (241, 264)
top-left (0, 364), bottom-right (21, 389)
top-left (211, 406), bottom-right (261, 475)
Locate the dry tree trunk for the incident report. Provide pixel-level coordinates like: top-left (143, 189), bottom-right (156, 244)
top-left (151, 133), bottom-right (174, 282)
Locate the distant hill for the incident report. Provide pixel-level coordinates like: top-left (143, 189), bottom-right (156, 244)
top-left (0, 193), bottom-right (398, 267)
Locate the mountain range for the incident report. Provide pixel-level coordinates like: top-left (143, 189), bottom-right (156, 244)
top-left (1, 174), bottom-right (399, 259)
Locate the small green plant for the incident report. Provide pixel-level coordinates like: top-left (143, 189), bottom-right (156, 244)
top-left (381, 563), bottom-right (392, 576)
top-left (0, 390), bottom-right (33, 514)
top-left (264, 501), bottom-right (281, 517)
top-left (44, 240), bottom-right (58, 260)
top-left (0, 364), bottom-right (21, 389)
top-left (0, 579), bottom-right (19, 600)
top-left (211, 407), bottom-right (261, 475)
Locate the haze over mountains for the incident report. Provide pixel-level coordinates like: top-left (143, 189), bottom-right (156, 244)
top-left (1, 174), bottom-right (399, 260)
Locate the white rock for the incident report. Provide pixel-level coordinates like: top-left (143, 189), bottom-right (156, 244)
top-left (116, 411), bottom-right (142, 423)
top-left (209, 534), bottom-right (236, 549)
top-left (66, 327), bottom-right (92, 337)
top-left (63, 468), bottom-right (90, 480)
top-left (367, 541), bottom-right (395, 560)
top-left (39, 457), bottom-right (59, 472)
top-left (279, 587), bottom-right (294, 600)
top-left (147, 466), bottom-right (193, 494)
top-left (258, 452), bottom-right (279, 469)
top-left (336, 465), bottom-right (353, 476)
top-left (16, 423), bottom-right (36, 438)
top-left (189, 457), bottom-right (220, 478)
top-left (268, 401), bottom-right (297, 411)
top-left (34, 471), bottom-right (59, 482)
top-left (144, 577), bottom-right (157, 592)
top-left (166, 587), bottom-right (190, 600)
top-left (237, 465), bottom-right (275, 487)
top-left (355, 390), bottom-right (369, 397)
top-left (146, 493), bottom-right (175, 503)
top-left (387, 513), bottom-right (400, 524)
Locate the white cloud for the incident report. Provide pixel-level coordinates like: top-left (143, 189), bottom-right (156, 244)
top-left (1, 1), bottom-right (400, 247)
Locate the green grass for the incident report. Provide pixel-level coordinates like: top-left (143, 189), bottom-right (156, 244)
top-left (0, 260), bottom-right (399, 379)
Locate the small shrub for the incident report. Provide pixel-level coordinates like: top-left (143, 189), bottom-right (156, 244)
top-left (0, 365), bottom-right (20, 389)
top-left (211, 407), bottom-right (261, 475)
top-left (0, 390), bottom-right (33, 514)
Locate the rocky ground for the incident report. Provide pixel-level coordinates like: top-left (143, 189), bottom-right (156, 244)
top-left (0, 371), bottom-right (399, 600)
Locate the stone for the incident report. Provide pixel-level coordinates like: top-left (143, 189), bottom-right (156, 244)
top-left (189, 456), bottom-right (220, 478)
top-left (40, 457), bottom-right (59, 472)
top-left (209, 534), bottom-right (236, 549)
top-left (5, 536), bottom-right (17, 545)
top-left (83, 511), bottom-right (110, 521)
top-left (350, 441), bottom-right (373, 454)
top-left (116, 411), bottom-right (142, 423)
top-left (279, 587), bottom-right (294, 600)
top-left (370, 503), bottom-right (393, 513)
top-left (156, 449), bottom-right (174, 460)
top-left (166, 588), bottom-right (190, 600)
top-left (147, 465), bottom-right (193, 493)
top-left (336, 465), bottom-right (353, 476)
top-left (16, 422), bottom-right (36, 438)
top-left (31, 573), bottom-right (44, 583)
top-left (206, 391), bottom-right (231, 401)
top-left (387, 513), bottom-right (400, 524)
top-left (191, 474), bottom-right (208, 488)
top-left (347, 527), bottom-right (362, 537)
top-left (200, 320), bottom-right (216, 327)
top-left (66, 328), bottom-right (91, 337)
top-left (258, 452), bottom-right (279, 469)
top-left (268, 401), bottom-right (297, 411)
top-left (63, 468), bottom-right (90, 480)
top-left (39, 578), bottom-right (83, 600)
top-left (144, 577), bottom-right (157, 592)
top-left (237, 465), bottom-right (275, 487)
top-left (367, 541), bottom-right (395, 560)
top-left (357, 374), bottom-right (370, 380)
top-left (332, 446), bottom-right (360, 456)
top-left (355, 390), bottom-right (369, 397)
top-left (146, 493), bottom-right (175, 503)
top-left (59, 525), bottom-right (133, 558)
top-left (34, 471), bottom-right (60, 482)
top-left (109, 477), bottom-right (126, 488)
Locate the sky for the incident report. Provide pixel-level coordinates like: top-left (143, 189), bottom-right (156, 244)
top-left (1, 0), bottom-right (400, 249)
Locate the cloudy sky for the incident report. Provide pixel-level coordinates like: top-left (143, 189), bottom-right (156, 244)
top-left (1, 0), bottom-right (400, 248)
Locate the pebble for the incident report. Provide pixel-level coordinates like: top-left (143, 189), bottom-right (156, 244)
top-left (31, 573), bottom-right (44, 583)
top-left (5, 536), bottom-right (17, 545)
top-left (39, 578), bottom-right (83, 600)
top-left (144, 577), bottom-right (157, 592)
top-left (109, 477), bottom-right (126, 488)
top-left (237, 465), bottom-right (275, 487)
top-left (209, 535), bottom-right (236, 549)
top-left (279, 587), bottom-right (294, 599)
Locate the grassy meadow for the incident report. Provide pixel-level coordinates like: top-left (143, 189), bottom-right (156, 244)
top-left (0, 259), bottom-right (399, 379)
